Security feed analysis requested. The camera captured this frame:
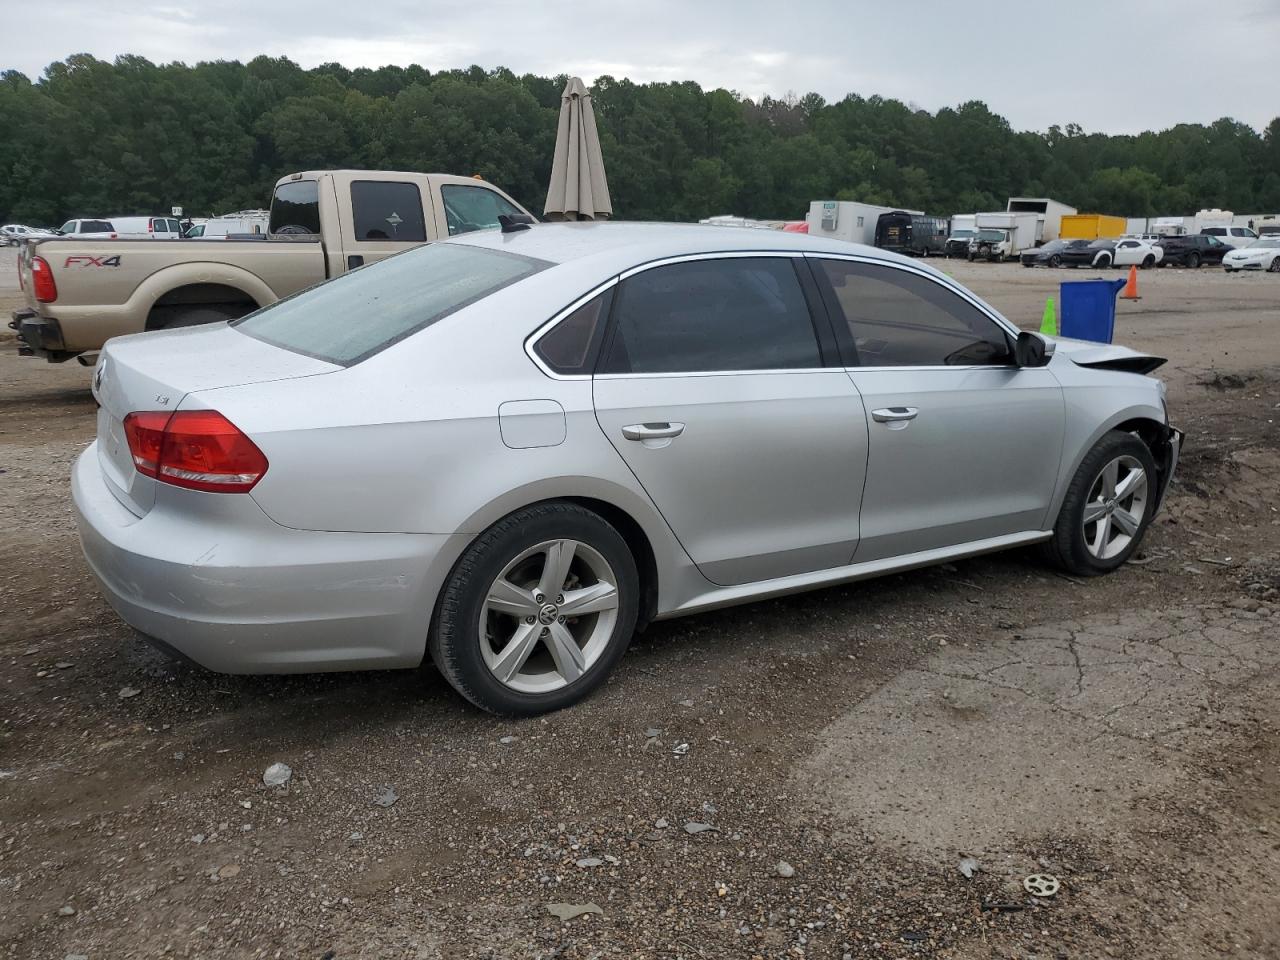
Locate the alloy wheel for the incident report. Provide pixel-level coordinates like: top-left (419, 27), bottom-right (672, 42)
top-left (1082, 455), bottom-right (1149, 560)
top-left (479, 539), bottom-right (620, 694)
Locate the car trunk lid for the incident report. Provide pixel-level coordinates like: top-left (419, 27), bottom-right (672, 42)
top-left (92, 325), bottom-right (339, 515)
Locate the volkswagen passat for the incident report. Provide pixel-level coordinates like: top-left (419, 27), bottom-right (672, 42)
top-left (74, 222), bottom-right (1182, 714)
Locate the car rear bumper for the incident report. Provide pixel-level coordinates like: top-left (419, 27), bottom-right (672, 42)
top-left (72, 442), bottom-right (465, 673)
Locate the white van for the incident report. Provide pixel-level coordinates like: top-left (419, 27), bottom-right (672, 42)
top-left (108, 216), bottom-right (184, 239)
top-left (57, 216), bottom-right (183, 239)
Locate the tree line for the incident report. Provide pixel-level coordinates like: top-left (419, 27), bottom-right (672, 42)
top-left (2, 54), bottom-right (1278, 226)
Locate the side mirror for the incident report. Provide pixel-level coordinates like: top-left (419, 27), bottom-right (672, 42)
top-left (1015, 330), bottom-right (1053, 368)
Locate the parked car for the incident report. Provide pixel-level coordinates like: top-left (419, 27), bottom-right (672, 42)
top-left (1020, 238), bottom-right (1090, 268)
top-left (1157, 234), bottom-right (1230, 268)
top-left (184, 217), bottom-right (267, 239)
top-left (1, 224), bottom-right (58, 245)
top-left (1222, 236), bottom-right (1280, 273)
top-left (11, 170), bottom-right (531, 362)
top-left (1061, 238), bottom-right (1161, 269)
top-left (73, 222), bottom-right (1181, 715)
top-left (1201, 225), bottom-right (1259, 250)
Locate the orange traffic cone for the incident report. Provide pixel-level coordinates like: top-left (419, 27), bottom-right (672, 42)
top-left (1120, 265), bottom-right (1140, 300)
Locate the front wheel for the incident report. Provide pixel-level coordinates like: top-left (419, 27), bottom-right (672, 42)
top-left (1041, 431), bottom-right (1157, 576)
top-left (429, 502), bottom-right (639, 715)
top-left (1096, 254), bottom-right (1113, 268)
top-left (1187, 252), bottom-right (1201, 269)
top-left (1048, 254), bottom-right (1062, 268)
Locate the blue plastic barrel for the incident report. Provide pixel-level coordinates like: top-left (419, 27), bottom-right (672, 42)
top-left (1059, 279), bottom-right (1127, 343)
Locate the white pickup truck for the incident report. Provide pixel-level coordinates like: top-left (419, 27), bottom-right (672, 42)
top-left (11, 169), bottom-right (531, 362)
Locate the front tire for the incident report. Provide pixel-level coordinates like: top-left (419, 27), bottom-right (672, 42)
top-left (429, 502), bottom-right (639, 715)
top-left (1041, 431), bottom-right (1157, 576)
top-left (1048, 254), bottom-right (1062, 268)
top-left (1187, 252), bottom-right (1201, 269)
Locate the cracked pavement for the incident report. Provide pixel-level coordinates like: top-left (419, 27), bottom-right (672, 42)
top-left (803, 605), bottom-right (1280, 856)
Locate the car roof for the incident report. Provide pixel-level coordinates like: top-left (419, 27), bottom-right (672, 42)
top-left (448, 220), bottom-right (923, 274)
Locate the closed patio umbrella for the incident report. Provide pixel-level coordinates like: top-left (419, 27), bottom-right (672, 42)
top-left (544, 77), bottom-right (612, 221)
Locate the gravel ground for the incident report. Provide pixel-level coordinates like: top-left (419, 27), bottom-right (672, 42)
top-left (1, 248), bottom-right (1279, 959)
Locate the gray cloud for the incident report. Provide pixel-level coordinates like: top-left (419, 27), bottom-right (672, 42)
top-left (4, 0), bottom-right (1275, 134)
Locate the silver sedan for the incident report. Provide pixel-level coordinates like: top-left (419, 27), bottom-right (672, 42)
top-left (74, 222), bottom-right (1181, 714)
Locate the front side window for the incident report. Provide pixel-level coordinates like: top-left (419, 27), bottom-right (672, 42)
top-left (350, 180), bottom-right (426, 242)
top-left (816, 259), bottom-right (1011, 367)
top-left (270, 180), bottom-right (321, 235)
top-left (601, 258), bottom-right (821, 374)
top-left (441, 184), bottom-right (525, 236)
top-left (234, 243), bottom-right (548, 365)
top-left (59, 221), bottom-right (75, 233)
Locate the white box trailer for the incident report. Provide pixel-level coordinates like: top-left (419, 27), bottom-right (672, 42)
top-left (971, 211), bottom-right (1042, 260)
top-left (1193, 208), bottom-right (1234, 233)
top-left (1152, 216), bottom-right (1189, 236)
top-left (1006, 197), bottom-right (1076, 242)
top-left (806, 200), bottom-right (921, 246)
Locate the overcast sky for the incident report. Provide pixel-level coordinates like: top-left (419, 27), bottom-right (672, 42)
top-left (4, 0), bottom-right (1275, 135)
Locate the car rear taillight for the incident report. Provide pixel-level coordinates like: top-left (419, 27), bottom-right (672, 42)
top-left (123, 410), bottom-right (268, 493)
top-left (30, 255), bottom-right (56, 302)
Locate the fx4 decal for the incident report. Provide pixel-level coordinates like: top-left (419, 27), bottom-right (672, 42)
top-left (64, 255), bottom-right (122, 268)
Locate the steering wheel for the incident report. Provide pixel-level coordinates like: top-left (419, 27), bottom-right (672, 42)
top-left (274, 224), bottom-right (314, 235)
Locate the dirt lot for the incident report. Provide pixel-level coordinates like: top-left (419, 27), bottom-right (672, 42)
top-left (1, 247), bottom-right (1278, 959)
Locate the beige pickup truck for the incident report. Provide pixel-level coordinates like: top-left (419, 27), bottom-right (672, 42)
top-left (11, 169), bottom-right (531, 362)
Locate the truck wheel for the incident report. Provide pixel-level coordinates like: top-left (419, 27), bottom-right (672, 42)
top-left (148, 304), bottom-right (242, 330)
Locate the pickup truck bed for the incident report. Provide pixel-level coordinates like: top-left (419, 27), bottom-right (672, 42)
top-left (11, 169), bottom-right (532, 362)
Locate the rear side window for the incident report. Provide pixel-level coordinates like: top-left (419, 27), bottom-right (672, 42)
top-left (350, 180), bottom-right (426, 242)
top-left (234, 243), bottom-right (548, 365)
top-left (601, 258), bottom-right (822, 374)
top-left (816, 259), bottom-right (1011, 367)
top-left (534, 289), bottom-right (614, 375)
top-left (1203, 227), bottom-right (1226, 236)
top-left (441, 184), bottom-right (525, 236)
top-left (270, 180), bottom-right (321, 235)
top-left (83, 220), bottom-right (114, 233)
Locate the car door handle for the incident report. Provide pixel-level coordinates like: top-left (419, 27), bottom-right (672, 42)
top-left (622, 422), bottom-right (685, 441)
top-left (871, 407), bottom-right (919, 423)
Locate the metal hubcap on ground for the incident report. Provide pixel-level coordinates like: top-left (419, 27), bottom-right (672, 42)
top-left (479, 539), bottom-right (619, 694)
top-left (1082, 455), bottom-right (1148, 560)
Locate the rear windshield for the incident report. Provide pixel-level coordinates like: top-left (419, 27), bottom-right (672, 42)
top-left (233, 242), bottom-right (549, 365)
top-left (270, 180), bottom-right (321, 235)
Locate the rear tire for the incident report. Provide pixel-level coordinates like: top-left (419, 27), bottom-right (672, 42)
top-left (1041, 431), bottom-right (1157, 576)
top-left (146, 305), bottom-right (243, 332)
top-left (1141, 255), bottom-right (1155, 269)
top-left (429, 502), bottom-right (639, 715)
top-left (1187, 252), bottom-right (1201, 269)
top-left (1269, 257), bottom-right (1280, 273)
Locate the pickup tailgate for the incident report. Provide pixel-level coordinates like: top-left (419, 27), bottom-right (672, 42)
top-left (92, 324), bottom-right (340, 516)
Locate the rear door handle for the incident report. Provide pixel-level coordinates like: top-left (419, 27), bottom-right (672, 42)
top-left (622, 422), bottom-right (685, 441)
top-left (871, 407), bottom-right (919, 423)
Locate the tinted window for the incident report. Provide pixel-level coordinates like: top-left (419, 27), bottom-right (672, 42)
top-left (83, 220), bottom-right (114, 233)
top-left (601, 258), bottom-right (821, 374)
top-left (817, 259), bottom-right (1011, 367)
top-left (350, 180), bottom-right (426, 242)
top-left (1203, 227), bottom-right (1226, 236)
top-left (534, 289), bottom-right (614, 375)
top-left (441, 184), bottom-right (524, 236)
top-left (234, 243), bottom-right (548, 365)
top-left (270, 180), bottom-right (321, 235)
